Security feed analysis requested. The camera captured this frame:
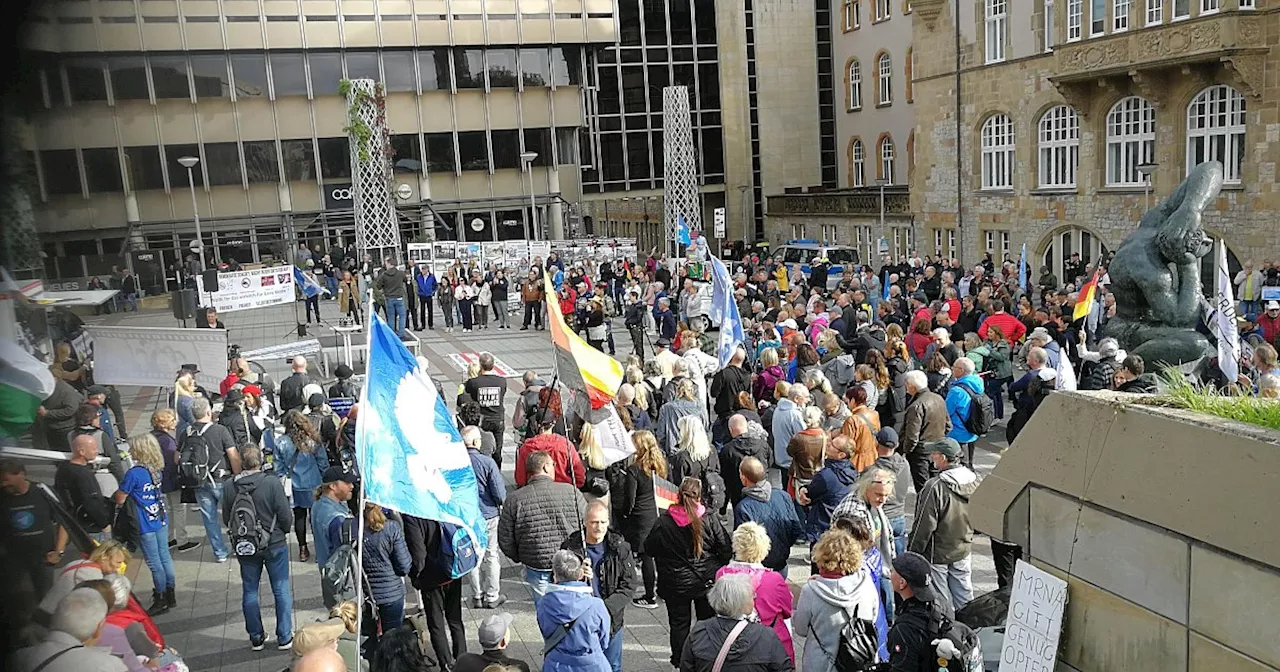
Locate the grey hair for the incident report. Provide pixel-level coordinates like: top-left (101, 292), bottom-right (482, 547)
top-left (51, 588), bottom-right (109, 642)
top-left (953, 357), bottom-right (976, 376)
top-left (672, 359), bottom-right (689, 376)
top-left (903, 370), bottom-right (928, 391)
top-left (551, 549), bottom-right (584, 583)
top-left (616, 383), bottom-right (635, 405)
top-left (1027, 346), bottom-right (1048, 368)
top-left (803, 406), bottom-right (824, 428)
top-left (1097, 338), bottom-right (1120, 358)
top-left (461, 425), bottom-right (482, 448)
top-left (240, 444), bottom-right (263, 470)
top-left (787, 384), bottom-right (810, 403)
top-left (803, 369), bottom-right (832, 394)
top-left (932, 328), bottom-right (951, 344)
top-left (191, 396), bottom-right (212, 420)
top-left (1260, 373), bottom-right (1280, 396)
top-left (708, 574), bottom-right (755, 618)
top-left (103, 573), bottom-right (131, 611)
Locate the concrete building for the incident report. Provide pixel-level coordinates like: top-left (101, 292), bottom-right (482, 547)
top-left (15, 0), bottom-right (615, 291)
top-left (909, 0), bottom-right (1277, 283)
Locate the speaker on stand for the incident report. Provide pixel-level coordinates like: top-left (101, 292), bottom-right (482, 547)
top-left (171, 289), bottom-right (197, 326)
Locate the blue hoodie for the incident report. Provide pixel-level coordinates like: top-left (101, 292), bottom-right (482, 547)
top-left (946, 373), bottom-right (986, 444)
top-left (535, 582), bottom-right (612, 672)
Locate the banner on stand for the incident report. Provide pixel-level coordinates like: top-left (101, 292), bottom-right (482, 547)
top-left (458, 243), bottom-right (482, 267)
top-left (432, 241), bottom-right (457, 276)
top-left (195, 266), bottom-right (294, 313)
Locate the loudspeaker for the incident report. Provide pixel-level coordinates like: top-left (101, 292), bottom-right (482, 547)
top-left (201, 269), bottom-right (220, 292)
top-left (171, 289), bottom-right (198, 320)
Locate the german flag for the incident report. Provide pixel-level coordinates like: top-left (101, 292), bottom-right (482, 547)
top-left (543, 271), bottom-right (624, 418)
top-left (1073, 269), bottom-right (1100, 322)
top-left (653, 474), bottom-right (679, 512)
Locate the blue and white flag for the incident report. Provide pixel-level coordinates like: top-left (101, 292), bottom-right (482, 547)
top-left (1018, 242), bottom-right (1028, 291)
top-left (709, 255), bottom-right (744, 368)
top-left (357, 312), bottom-right (487, 571)
top-left (676, 216), bottom-right (692, 247)
top-left (293, 266), bottom-right (330, 298)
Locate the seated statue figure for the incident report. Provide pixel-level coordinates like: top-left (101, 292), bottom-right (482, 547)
top-left (1104, 161), bottom-right (1222, 367)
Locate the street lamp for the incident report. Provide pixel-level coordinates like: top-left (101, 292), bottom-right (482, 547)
top-left (876, 177), bottom-right (889, 262)
top-left (1136, 162), bottom-right (1157, 212)
top-left (520, 151), bottom-right (539, 240)
top-left (176, 156), bottom-right (205, 270)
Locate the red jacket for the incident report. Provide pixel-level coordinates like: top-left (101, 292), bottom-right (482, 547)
top-left (979, 311), bottom-right (1027, 343)
top-left (1259, 313), bottom-right (1280, 345)
top-left (515, 433), bottom-right (585, 488)
top-left (219, 373), bottom-right (240, 397)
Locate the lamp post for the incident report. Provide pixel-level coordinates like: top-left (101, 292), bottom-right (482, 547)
top-left (520, 151), bottom-right (539, 240)
top-left (176, 156), bottom-right (205, 270)
top-left (1136, 162), bottom-right (1157, 212)
top-left (876, 177), bottom-right (889, 261)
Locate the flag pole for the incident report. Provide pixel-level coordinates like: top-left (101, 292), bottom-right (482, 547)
top-left (353, 288), bottom-right (375, 652)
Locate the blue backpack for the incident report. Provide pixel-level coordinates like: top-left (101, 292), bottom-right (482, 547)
top-left (422, 520), bottom-right (480, 581)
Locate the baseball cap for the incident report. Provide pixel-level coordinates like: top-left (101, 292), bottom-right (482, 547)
top-left (655, 337), bottom-right (671, 348)
top-left (308, 392), bottom-right (326, 408)
top-left (1267, 301), bottom-right (1280, 311)
top-left (892, 551), bottom-right (939, 603)
top-left (925, 437), bottom-right (963, 459)
top-left (292, 619), bottom-right (346, 656)
top-left (477, 612), bottom-right (514, 648)
top-left (779, 319), bottom-right (798, 330)
top-left (322, 467), bottom-right (357, 485)
top-left (875, 427), bottom-right (899, 450)
top-left (87, 385), bottom-right (108, 397)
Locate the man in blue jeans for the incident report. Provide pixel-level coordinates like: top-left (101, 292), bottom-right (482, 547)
top-left (182, 397), bottom-right (240, 563)
top-left (222, 445), bottom-right (294, 651)
top-left (375, 256), bottom-right (409, 337)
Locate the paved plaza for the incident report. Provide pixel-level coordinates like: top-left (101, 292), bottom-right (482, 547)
top-left (81, 297), bottom-right (1006, 672)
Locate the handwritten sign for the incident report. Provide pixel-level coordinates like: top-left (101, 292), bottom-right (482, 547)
top-left (998, 560), bottom-right (1067, 672)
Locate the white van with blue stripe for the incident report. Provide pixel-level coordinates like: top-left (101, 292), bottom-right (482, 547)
top-left (775, 240), bottom-right (861, 290)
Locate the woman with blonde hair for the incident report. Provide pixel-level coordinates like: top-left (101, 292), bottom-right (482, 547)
top-left (655, 377), bottom-right (704, 454)
top-left (754, 347), bottom-right (786, 403)
top-left (669, 414), bottom-right (719, 497)
top-left (151, 408), bottom-right (197, 552)
top-left (172, 373), bottom-right (196, 434)
top-left (359, 503), bottom-right (411, 653)
top-left (615, 430), bottom-right (667, 609)
top-left (276, 409), bottom-right (329, 562)
top-left (577, 422), bottom-right (612, 506)
top-left (715, 522), bottom-right (797, 662)
top-left (40, 539), bottom-right (133, 617)
top-left (113, 433), bottom-right (177, 615)
top-left (793, 528), bottom-right (881, 672)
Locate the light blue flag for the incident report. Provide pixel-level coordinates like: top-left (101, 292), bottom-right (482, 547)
top-left (293, 266), bottom-right (329, 299)
top-left (709, 255), bottom-right (744, 368)
top-left (357, 312), bottom-right (487, 576)
top-left (677, 216), bottom-right (692, 247)
top-left (1018, 242), bottom-right (1028, 290)
top-left (882, 269), bottom-right (891, 301)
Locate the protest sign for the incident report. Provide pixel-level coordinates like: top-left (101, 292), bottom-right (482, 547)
top-left (999, 560), bottom-right (1068, 672)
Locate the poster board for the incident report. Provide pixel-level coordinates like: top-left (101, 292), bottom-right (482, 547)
top-left (86, 326), bottom-right (227, 390)
top-left (481, 242), bottom-right (505, 267)
top-left (432, 241), bottom-right (457, 276)
top-left (998, 560), bottom-right (1068, 672)
top-left (457, 242), bottom-right (482, 268)
top-left (505, 240), bottom-right (529, 271)
top-left (529, 241), bottom-right (551, 264)
top-left (406, 243), bottom-right (432, 267)
top-left (195, 266), bottom-right (294, 313)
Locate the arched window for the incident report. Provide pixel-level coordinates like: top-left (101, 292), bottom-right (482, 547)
top-left (1037, 105), bottom-right (1079, 188)
top-left (879, 135), bottom-right (896, 184)
top-left (876, 52), bottom-right (892, 105)
top-left (851, 138), bottom-right (865, 187)
top-left (1105, 96), bottom-right (1155, 186)
top-left (905, 47), bottom-right (914, 102)
top-left (1187, 85), bottom-right (1245, 184)
top-left (847, 59), bottom-right (862, 111)
top-left (980, 114), bottom-right (1015, 189)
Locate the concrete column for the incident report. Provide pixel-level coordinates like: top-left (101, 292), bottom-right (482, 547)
top-left (419, 175), bottom-right (436, 238)
top-left (548, 167), bottom-right (565, 240)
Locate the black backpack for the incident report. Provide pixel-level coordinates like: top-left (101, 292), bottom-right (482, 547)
top-left (809, 602), bottom-right (879, 671)
top-left (321, 517), bottom-right (359, 602)
top-left (960, 385), bottom-right (994, 436)
top-left (228, 477), bottom-right (274, 557)
top-left (929, 609), bottom-right (983, 671)
top-left (177, 424), bottom-right (219, 488)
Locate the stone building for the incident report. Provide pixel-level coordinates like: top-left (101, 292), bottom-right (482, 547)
top-left (909, 0), bottom-right (1277, 283)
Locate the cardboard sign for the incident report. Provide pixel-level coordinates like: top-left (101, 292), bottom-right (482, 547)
top-left (999, 560), bottom-right (1068, 672)
top-left (446, 352), bottom-right (520, 378)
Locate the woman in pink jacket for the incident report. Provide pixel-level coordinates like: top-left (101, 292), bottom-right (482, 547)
top-left (715, 521), bottom-right (796, 662)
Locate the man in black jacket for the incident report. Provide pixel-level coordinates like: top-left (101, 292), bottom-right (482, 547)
top-left (887, 551), bottom-right (956, 672)
top-left (55, 435), bottom-right (112, 543)
top-left (499, 451), bottom-right (588, 607)
top-left (277, 356), bottom-right (311, 413)
top-left (403, 514), bottom-right (467, 670)
top-left (719, 416), bottom-right (770, 507)
top-left (221, 445), bottom-right (295, 651)
top-left (463, 353), bottom-right (507, 468)
top-left (560, 501), bottom-right (634, 672)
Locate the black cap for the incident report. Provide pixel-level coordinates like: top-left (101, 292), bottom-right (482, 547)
top-left (911, 291), bottom-right (928, 303)
top-left (308, 393), bottom-right (326, 408)
top-left (322, 467), bottom-right (357, 485)
top-left (335, 364), bottom-right (354, 379)
top-left (61, 360), bottom-right (81, 372)
top-left (224, 388), bottom-right (244, 403)
top-left (655, 337), bottom-right (671, 348)
top-left (892, 552), bottom-right (938, 603)
top-left (86, 385), bottom-right (108, 397)
top-left (180, 363), bottom-right (200, 373)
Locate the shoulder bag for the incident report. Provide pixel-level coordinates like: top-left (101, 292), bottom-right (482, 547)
top-left (711, 619), bottom-right (750, 672)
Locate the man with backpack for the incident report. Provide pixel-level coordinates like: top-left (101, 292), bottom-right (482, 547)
top-left (312, 468), bottom-right (355, 609)
top-left (886, 551), bottom-right (982, 672)
top-left (403, 513), bottom-right (472, 671)
top-left (180, 397), bottom-right (240, 563)
top-left (907, 438), bottom-right (979, 614)
top-left (220, 445), bottom-right (294, 651)
top-left (944, 357), bottom-right (991, 469)
top-left (463, 353), bottom-right (508, 469)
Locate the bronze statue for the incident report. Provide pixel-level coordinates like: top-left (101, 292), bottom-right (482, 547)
top-left (1104, 161), bottom-right (1221, 366)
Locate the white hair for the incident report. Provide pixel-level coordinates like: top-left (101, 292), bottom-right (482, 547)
top-left (677, 415), bottom-right (711, 462)
top-left (932, 328), bottom-right (951, 344)
top-left (803, 406), bottom-right (824, 428)
top-left (461, 425), bottom-right (482, 448)
top-left (1098, 338), bottom-right (1120, 358)
top-left (953, 357), bottom-right (976, 376)
top-left (102, 573), bottom-right (131, 611)
top-left (51, 588), bottom-right (108, 642)
top-left (551, 549), bottom-right (583, 583)
top-left (788, 385), bottom-right (810, 403)
top-left (1028, 347), bottom-right (1048, 368)
top-left (708, 574), bottom-right (755, 618)
top-left (904, 370), bottom-right (928, 392)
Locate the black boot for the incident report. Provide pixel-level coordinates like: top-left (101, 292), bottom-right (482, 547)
top-left (148, 590), bottom-right (170, 616)
top-left (164, 587), bottom-right (176, 609)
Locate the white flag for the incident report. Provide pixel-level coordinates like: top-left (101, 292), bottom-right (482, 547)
top-left (1214, 241), bottom-right (1240, 383)
top-left (1055, 353), bottom-right (1078, 392)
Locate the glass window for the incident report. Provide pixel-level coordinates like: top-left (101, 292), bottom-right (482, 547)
top-left (425, 132), bottom-right (456, 173)
top-left (317, 137), bottom-right (351, 179)
top-left (620, 0), bottom-right (641, 45)
top-left (124, 146), bottom-right (165, 190)
top-left (190, 55), bottom-right (230, 98)
top-left (166, 144), bottom-right (202, 188)
top-left (1105, 96), bottom-right (1155, 186)
top-left (382, 51), bottom-right (416, 92)
top-left (151, 57), bottom-right (190, 99)
top-left (1200, 0), bottom-right (1218, 14)
top-left (487, 49), bottom-right (519, 88)
top-left (669, 0), bottom-right (694, 44)
top-left (695, 0), bottom-right (716, 42)
top-left (622, 67), bottom-right (647, 114)
top-left (1038, 105), bottom-right (1080, 188)
top-left (108, 57), bottom-right (148, 101)
top-left (345, 51), bottom-right (380, 80)
top-left (454, 48), bottom-right (485, 89)
top-left (701, 127), bottom-right (724, 176)
top-left (270, 53), bottom-right (308, 97)
top-left (41, 150), bottom-right (82, 195)
top-left (242, 140), bottom-right (280, 183)
top-left (556, 127), bottom-right (577, 165)
top-left (1173, 0), bottom-right (1189, 18)
top-left (1067, 0), bottom-right (1083, 38)
top-left (82, 148), bottom-right (123, 193)
top-left (1114, 0), bottom-right (1129, 31)
top-left (523, 128), bottom-right (553, 167)
top-left (626, 132), bottom-right (651, 179)
top-left (848, 60), bottom-right (862, 110)
top-left (643, 0), bottom-right (667, 44)
top-left (520, 48), bottom-right (550, 87)
top-left (308, 52), bottom-right (343, 96)
top-left (280, 139), bottom-right (316, 181)
top-left (64, 58), bottom-right (108, 103)
top-left (390, 134), bottom-right (422, 173)
top-left (851, 139), bottom-right (865, 186)
top-left (204, 142), bottom-right (243, 186)
top-left (230, 54), bottom-right (268, 98)
top-left (551, 48), bottom-right (581, 85)
top-left (980, 114), bottom-right (1015, 189)
top-left (1145, 0), bottom-right (1162, 24)
top-left (877, 53), bottom-right (892, 105)
top-left (1090, 0), bottom-right (1105, 34)
top-left (491, 129), bottom-right (521, 170)
top-left (419, 48), bottom-right (449, 91)
top-left (597, 69), bottom-right (620, 115)
top-left (1045, 0), bottom-right (1056, 51)
top-left (600, 132), bottom-right (625, 182)
top-left (879, 136), bottom-right (896, 184)
top-left (698, 64), bottom-right (719, 109)
top-left (457, 131), bottom-right (489, 171)
top-left (985, 0), bottom-right (1007, 63)
top-left (1186, 85), bottom-right (1245, 184)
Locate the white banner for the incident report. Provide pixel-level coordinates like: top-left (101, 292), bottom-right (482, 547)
top-left (407, 243), bottom-right (432, 266)
top-left (196, 266), bottom-right (294, 313)
top-left (529, 241), bottom-right (551, 263)
top-left (999, 560), bottom-right (1067, 672)
top-left (1214, 241), bottom-right (1240, 383)
top-left (481, 242), bottom-right (505, 267)
top-left (505, 240), bottom-right (529, 271)
top-left (593, 405), bottom-right (635, 467)
top-left (86, 326), bottom-right (227, 389)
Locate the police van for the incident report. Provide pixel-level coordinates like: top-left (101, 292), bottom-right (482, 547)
top-left (774, 240), bottom-right (861, 290)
